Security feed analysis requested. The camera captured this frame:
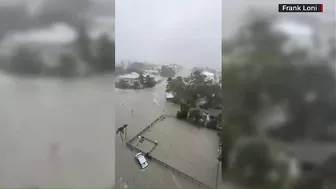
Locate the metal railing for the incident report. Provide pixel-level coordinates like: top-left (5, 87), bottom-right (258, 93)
top-left (126, 143), bottom-right (212, 188)
top-left (127, 115), bottom-right (164, 144)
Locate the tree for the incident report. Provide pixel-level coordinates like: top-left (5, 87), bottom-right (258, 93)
top-left (166, 76), bottom-right (186, 103)
top-left (166, 69), bottom-right (219, 128)
top-left (160, 65), bottom-right (176, 77)
top-left (202, 84), bottom-right (222, 108)
top-left (220, 12), bottom-right (336, 188)
top-left (176, 102), bottom-right (190, 119)
top-left (59, 54), bottom-right (77, 77)
top-left (9, 46), bottom-right (43, 75)
top-left (167, 70), bottom-right (221, 107)
top-left (133, 81), bottom-right (140, 89)
top-left (144, 75), bottom-right (156, 88)
top-left (222, 13), bottom-right (336, 140)
top-left (188, 69), bottom-right (208, 85)
top-left (139, 72), bottom-right (145, 85)
top-left (234, 140), bottom-right (274, 187)
top-left (96, 34), bottom-right (115, 72)
top-left (115, 79), bottom-right (128, 89)
top-left (188, 108), bottom-right (202, 124)
top-left (185, 70), bottom-right (219, 104)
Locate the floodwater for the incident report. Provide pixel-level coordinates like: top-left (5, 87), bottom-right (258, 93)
top-left (0, 72), bottom-right (115, 188)
top-left (115, 69), bottom-right (234, 188)
top-left (137, 116), bottom-right (220, 188)
top-left (115, 78), bottom-right (193, 188)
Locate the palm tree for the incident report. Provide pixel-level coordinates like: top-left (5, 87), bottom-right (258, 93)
top-left (123, 124), bottom-right (128, 139)
top-left (116, 127), bottom-right (124, 141)
top-left (116, 124), bottom-right (128, 141)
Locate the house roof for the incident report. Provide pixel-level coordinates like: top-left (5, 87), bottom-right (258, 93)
top-left (166, 92), bottom-right (174, 99)
top-left (202, 71), bottom-right (215, 77)
top-left (118, 72), bottom-right (139, 79)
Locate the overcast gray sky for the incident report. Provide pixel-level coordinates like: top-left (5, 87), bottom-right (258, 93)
top-left (115, 0), bottom-right (221, 68)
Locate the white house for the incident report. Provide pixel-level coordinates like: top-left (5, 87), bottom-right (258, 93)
top-left (165, 92), bottom-right (174, 101)
top-left (117, 72), bottom-right (139, 85)
top-left (0, 21), bottom-right (114, 74)
top-left (0, 23), bottom-right (91, 74)
top-left (202, 71), bottom-right (215, 82)
top-left (144, 69), bottom-right (159, 76)
top-left (0, 23), bottom-right (75, 65)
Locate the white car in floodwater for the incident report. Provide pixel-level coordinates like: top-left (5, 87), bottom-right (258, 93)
top-left (135, 152), bottom-right (149, 169)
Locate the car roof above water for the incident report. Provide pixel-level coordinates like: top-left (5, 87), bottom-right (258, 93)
top-left (138, 156), bottom-right (147, 164)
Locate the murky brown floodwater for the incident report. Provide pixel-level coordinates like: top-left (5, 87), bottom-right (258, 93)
top-left (115, 69), bottom-right (235, 188)
top-left (0, 72), bottom-right (115, 188)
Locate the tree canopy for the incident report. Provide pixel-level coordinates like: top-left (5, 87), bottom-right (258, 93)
top-left (219, 13), bottom-right (336, 188)
top-left (221, 14), bottom-right (336, 139)
top-left (166, 70), bottom-right (221, 107)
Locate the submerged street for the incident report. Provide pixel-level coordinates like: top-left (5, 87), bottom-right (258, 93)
top-left (115, 71), bottom-right (199, 188)
top-left (0, 73), bottom-right (115, 188)
top-left (115, 69), bottom-right (228, 188)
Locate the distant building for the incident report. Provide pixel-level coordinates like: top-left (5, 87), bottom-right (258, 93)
top-left (144, 69), bottom-right (159, 76)
top-left (117, 72), bottom-right (139, 85)
top-left (202, 71), bottom-right (215, 82)
top-left (166, 92), bottom-right (174, 101)
top-left (0, 22), bottom-right (90, 74)
top-left (0, 21), bottom-right (113, 74)
top-left (153, 65), bottom-right (161, 71)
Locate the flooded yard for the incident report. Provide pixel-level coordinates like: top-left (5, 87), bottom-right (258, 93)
top-left (134, 116), bottom-right (220, 188)
top-left (0, 73), bottom-right (115, 188)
